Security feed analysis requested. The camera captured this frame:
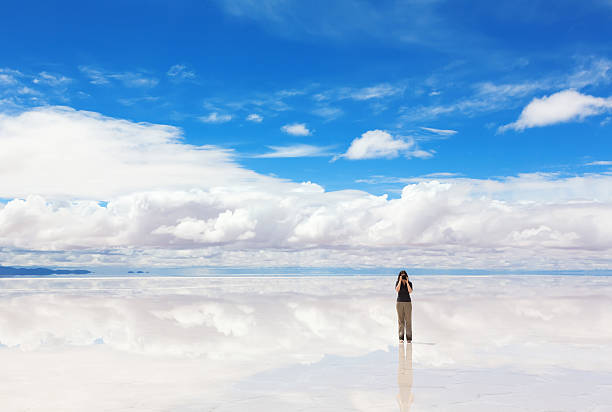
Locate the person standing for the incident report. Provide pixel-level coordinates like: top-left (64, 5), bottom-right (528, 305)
top-left (395, 270), bottom-right (413, 343)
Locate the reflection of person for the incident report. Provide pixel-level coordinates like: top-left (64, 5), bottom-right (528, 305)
top-left (397, 342), bottom-right (414, 411)
top-left (395, 270), bottom-right (413, 343)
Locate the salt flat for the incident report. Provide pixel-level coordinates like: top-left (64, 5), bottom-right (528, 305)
top-left (1, 275), bottom-right (611, 411)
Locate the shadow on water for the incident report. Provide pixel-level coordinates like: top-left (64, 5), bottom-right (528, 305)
top-left (397, 342), bottom-right (413, 411)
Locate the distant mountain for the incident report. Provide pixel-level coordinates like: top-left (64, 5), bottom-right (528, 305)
top-left (0, 265), bottom-right (92, 276)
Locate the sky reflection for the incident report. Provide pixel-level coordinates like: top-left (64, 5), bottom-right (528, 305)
top-left (1, 275), bottom-right (611, 410)
top-left (397, 342), bottom-right (413, 411)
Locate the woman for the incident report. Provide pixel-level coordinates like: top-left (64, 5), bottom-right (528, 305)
top-left (395, 270), bottom-right (413, 343)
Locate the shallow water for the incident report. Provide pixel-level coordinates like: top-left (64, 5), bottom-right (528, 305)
top-left (1, 275), bottom-right (611, 411)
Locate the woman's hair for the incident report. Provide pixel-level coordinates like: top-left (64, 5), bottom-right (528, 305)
top-left (397, 270), bottom-right (408, 281)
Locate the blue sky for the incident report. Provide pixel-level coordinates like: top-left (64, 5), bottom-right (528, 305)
top-left (1, 1), bottom-right (612, 270)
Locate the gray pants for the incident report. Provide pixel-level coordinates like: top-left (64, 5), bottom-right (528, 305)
top-left (396, 301), bottom-right (412, 341)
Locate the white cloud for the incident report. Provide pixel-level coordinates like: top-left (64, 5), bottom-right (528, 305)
top-left (477, 81), bottom-right (545, 98)
top-left (153, 209), bottom-right (256, 243)
top-left (342, 130), bottom-right (427, 160)
top-left (586, 160), bottom-right (612, 166)
top-left (410, 149), bottom-right (434, 159)
top-left (246, 113), bottom-right (263, 122)
top-left (255, 144), bottom-right (332, 158)
top-left (312, 106), bottom-right (343, 120)
top-left (421, 172), bottom-right (460, 178)
top-left (499, 89), bottom-right (612, 132)
top-left (217, 87), bottom-right (300, 114)
top-left (0, 74), bottom-right (16, 85)
top-left (78, 66), bottom-right (111, 85)
top-left (316, 83), bottom-right (404, 103)
top-left (3, 173), bottom-right (612, 268)
top-left (79, 66), bottom-right (158, 88)
top-left (199, 112), bottom-right (232, 123)
top-left (567, 57), bottom-right (612, 89)
top-left (16, 87), bottom-right (39, 95)
top-left (111, 72), bottom-right (159, 88)
top-left (212, 0), bottom-right (452, 48)
top-left (402, 59), bottom-right (612, 123)
top-left (167, 64), bottom-right (196, 81)
top-left (118, 96), bottom-right (160, 106)
top-left (281, 122), bottom-right (311, 136)
top-left (32, 71), bottom-right (71, 87)
top-left (0, 68), bottom-right (23, 85)
top-left (420, 126), bottom-right (457, 136)
top-left (349, 83), bottom-right (403, 100)
top-left (402, 81), bottom-right (546, 122)
top-left (276, 89), bottom-right (306, 97)
top-left (0, 106), bottom-right (268, 199)
top-left (3, 107), bottom-right (612, 269)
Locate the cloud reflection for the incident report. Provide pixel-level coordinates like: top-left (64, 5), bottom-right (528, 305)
top-left (1, 275), bottom-right (612, 410)
top-left (397, 342), bottom-right (413, 411)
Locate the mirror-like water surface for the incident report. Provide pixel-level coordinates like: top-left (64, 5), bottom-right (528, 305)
top-left (1, 275), bottom-right (611, 411)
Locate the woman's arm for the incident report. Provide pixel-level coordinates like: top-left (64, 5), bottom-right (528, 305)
top-left (407, 280), bottom-right (413, 294)
top-left (395, 280), bottom-right (401, 292)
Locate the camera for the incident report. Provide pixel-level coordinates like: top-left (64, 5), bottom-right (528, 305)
top-left (402, 274), bottom-right (407, 280)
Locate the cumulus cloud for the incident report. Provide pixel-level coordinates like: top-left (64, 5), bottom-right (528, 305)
top-left (3, 107), bottom-right (612, 269)
top-left (199, 112), bottom-right (232, 123)
top-left (153, 209), bottom-right (257, 243)
top-left (342, 130), bottom-right (430, 160)
top-left (281, 122), bottom-right (311, 136)
top-left (499, 89), bottom-right (612, 132)
top-left (0, 106), bottom-right (272, 199)
top-left (246, 113), bottom-right (263, 122)
top-left (5, 171), bottom-right (612, 269)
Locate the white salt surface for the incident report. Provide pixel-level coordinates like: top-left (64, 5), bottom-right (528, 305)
top-left (1, 275), bottom-right (611, 411)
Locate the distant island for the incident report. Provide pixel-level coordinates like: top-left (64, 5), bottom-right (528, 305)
top-left (0, 265), bottom-right (92, 276)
